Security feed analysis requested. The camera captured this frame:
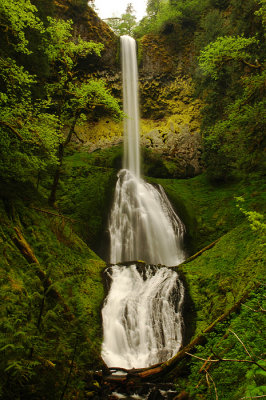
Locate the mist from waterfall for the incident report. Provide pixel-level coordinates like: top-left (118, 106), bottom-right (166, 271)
top-left (101, 35), bottom-right (186, 369)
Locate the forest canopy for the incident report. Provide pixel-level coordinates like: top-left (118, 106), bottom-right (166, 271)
top-left (0, 0), bottom-right (122, 191)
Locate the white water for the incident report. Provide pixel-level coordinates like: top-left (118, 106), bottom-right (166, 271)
top-left (102, 265), bottom-right (184, 369)
top-left (101, 36), bottom-right (186, 369)
top-left (122, 35), bottom-right (140, 178)
top-left (109, 169), bottom-right (185, 266)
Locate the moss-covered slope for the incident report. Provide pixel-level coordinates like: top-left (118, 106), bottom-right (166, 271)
top-left (0, 185), bottom-right (106, 399)
top-left (150, 173), bottom-right (265, 253)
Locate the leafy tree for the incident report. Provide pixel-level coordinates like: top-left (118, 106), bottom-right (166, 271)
top-left (0, 0), bottom-right (44, 55)
top-left (43, 17), bottom-right (122, 204)
top-left (255, 0), bottom-right (266, 27)
top-left (147, 0), bottom-right (161, 16)
top-left (194, 0), bottom-right (265, 182)
top-left (0, 0), bottom-right (122, 195)
top-left (198, 35), bottom-right (260, 80)
top-left (195, 9), bottom-right (230, 50)
top-left (0, 0), bottom-right (61, 182)
top-left (135, 1), bottom-right (182, 36)
top-left (107, 3), bottom-right (137, 36)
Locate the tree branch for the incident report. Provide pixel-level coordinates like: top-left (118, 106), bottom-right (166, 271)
top-left (73, 129), bottom-right (84, 143)
top-left (228, 329), bottom-right (252, 359)
top-left (0, 120), bottom-right (23, 140)
top-left (242, 59), bottom-right (262, 69)
top-left (206, 371), bottom-right (218, 400)
top-left (185, 352), bottom-right (266, 371)
top-left (30, 206), bottom-right (78, 223)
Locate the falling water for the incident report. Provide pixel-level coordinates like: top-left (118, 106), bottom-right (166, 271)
top-left (109, 169), bottom-right (185, 266)
top-left (122, 35), bottom-right (140, 178)
top-left (101, 36), bottom-right (186, 370)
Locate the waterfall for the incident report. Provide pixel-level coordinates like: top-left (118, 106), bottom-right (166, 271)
top-left (122, 35), bottom-right (140, 178)
top-left (101, 36), bottom-right (186, 370)
top-left (109, 169), bottom-right (185, 266)
top-left (101, 265), bottom-right (184, 369)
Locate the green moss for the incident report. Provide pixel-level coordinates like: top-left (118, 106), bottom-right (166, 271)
top-left (54, 146), bottom-right (122, 253)
top-left (75, 119), bottom-right (123, 145)
top-left (149, 173), bottom-right (266, 253)
top-left (139, 72), bottom-right (202, 121)
top-left (0, 191), bottom-right (106, 399)
top-left (178, 223), bottom-right (265, 335)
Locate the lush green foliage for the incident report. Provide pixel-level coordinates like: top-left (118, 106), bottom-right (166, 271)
top-left (135, 0), bottom-right (265, 181)
top-left (56, 148), bottom-right (122, 251)
top-left (0, 190), bottom-right (106, 399)
top-left (107, 3), bottom-right (137, 36)
top-left (184, 288), bottom-right (265, 399)
top-left (134, 0), bottom-right (208, 37)
top-left (0, 0), bottom-right (61, 181)
top-left (196, 1), bottom-right (265, 181)
top-left (198, 36), bottom-right (259, 80)
top-left (0, 0), bottom-right (122, 188)
top-left (151, 173), bottom-right (266, 252)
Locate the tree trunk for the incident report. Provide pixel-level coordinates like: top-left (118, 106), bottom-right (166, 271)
top-left (48, 144), bottom-right (64, 206)
top-left (48, 114), bottom-right (78, 206)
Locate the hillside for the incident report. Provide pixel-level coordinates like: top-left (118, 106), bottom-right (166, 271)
top-left (0, 0), bottom-right (265, 399)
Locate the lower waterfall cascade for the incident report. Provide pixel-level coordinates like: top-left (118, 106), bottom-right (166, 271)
top-left (102, 264), bottom-right (185, 369)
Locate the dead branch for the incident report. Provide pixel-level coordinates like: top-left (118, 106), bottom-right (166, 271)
top-left (0, 120), bottom-right (23, 140)
top-left (186, 352), bottom-right (257, 365)
top-left (181, 239), bottom-right (220, 264)
top-left (242, 304), bottom-right (266, 313)
top-left (242, 60), bottom-right (262, 69)
top-left (12, 227), bottom-right (74, 321)
top-left (30, 206), bottom-right (77, 223)
top-left (206, 371), bottom-right (218, 400)
top-left (229, 329), bottom-right (252, 359)
top-left (228, 329), bottom-right (266, 371)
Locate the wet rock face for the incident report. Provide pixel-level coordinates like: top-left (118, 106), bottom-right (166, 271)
top-left (53, 0), bottom-right (119, 70)
top-left (139, 35), bottom-right (176, 76)
top-left (142, 126), bottom-right (203, 178)
top-left (55, 8), bottom-right (203, 178)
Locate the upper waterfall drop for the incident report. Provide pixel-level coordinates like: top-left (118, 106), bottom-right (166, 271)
top-left (121, 35), bottom-right (140, 178)
top-left (108, 35), bottom-right (186, 266)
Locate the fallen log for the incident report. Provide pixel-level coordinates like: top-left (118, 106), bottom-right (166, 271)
top-left (12, 226), bottom-right (74, 321)
top-left (159, 283), bottom-right (258, 375)
top-left (30, 206), bottom-right (77, 223)
top-left (104, 282), bottom-right (259, 383)
top-left (181, 238), bottom-right (220, 265)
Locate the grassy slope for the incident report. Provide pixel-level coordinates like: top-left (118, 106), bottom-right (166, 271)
top-left (0, 185), bottom-right (106, 399)
top-left (54, 147), bottom-right (122, 256)
top-left (180, 223), bottom-right (264, 335)
top-left (150, 173), bottom-right (266, 252)
top-left (149, 173), bottom-right (265, 399)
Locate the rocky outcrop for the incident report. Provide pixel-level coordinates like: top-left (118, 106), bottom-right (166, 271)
top-left (142, 125), bottom-right (203, 178)
top-left (54, 0), bottom-right (119, 70)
